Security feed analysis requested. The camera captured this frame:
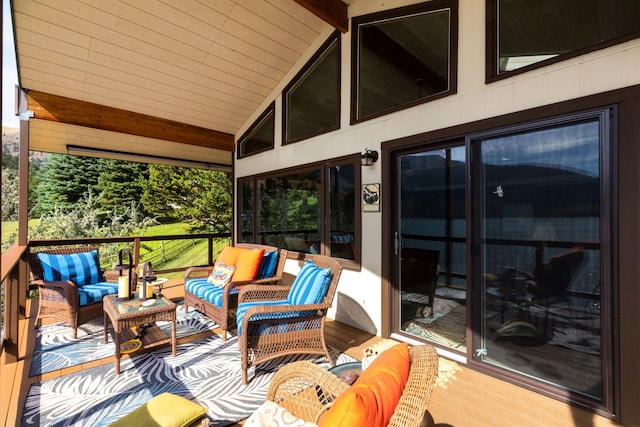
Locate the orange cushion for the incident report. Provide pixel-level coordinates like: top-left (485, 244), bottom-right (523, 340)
top-left (319, 343), bottom-right (410, 427)
top-left (233, 248), bottom-right (265, 281)
top-left (216, 246), bottom-right (243, 266)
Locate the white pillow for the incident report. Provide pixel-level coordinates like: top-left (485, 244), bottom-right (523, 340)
top-left (245, 401), bottom-right (317, 427)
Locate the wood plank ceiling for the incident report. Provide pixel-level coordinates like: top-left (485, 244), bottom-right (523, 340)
top-left (10, 0), bottom-right (353, 170)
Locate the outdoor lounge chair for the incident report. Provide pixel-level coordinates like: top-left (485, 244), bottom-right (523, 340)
top-left (27, 246), bottom-right (119, 339)
top-left (236, 254), bottom-right (343, 384)
top-left (248, 344), bottom-right (440, 426)
top-left (184, 243), bottom-right (288, 340)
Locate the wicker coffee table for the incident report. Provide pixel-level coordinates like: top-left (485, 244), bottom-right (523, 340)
top-left (103, 294), bottom-right (177, 374)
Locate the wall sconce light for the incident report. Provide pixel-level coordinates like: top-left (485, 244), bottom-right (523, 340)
top-left (360, 149), bottom-right (379, 166)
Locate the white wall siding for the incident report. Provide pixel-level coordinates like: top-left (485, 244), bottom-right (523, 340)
top-left (234, 0), bottom-right (640, 334)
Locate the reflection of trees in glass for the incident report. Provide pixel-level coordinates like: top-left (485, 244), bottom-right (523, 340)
top-left (329, 164), bottom-right (355, 232)
top-left (258, 171), bottom-right (321, 234)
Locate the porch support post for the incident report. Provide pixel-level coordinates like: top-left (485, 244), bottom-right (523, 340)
top-left (17, 87), bottom-right (31, 319)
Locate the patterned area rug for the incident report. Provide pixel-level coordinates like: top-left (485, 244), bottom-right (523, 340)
top-left (30, 302), bottom-right (217, 377)
top-left (23, 334), bottom-right (355, 426)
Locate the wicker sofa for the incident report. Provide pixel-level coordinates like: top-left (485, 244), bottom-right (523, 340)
top-left (27, 246), bottom-right (119, 339)
top-left (184, 243), bottom-right (288, 340)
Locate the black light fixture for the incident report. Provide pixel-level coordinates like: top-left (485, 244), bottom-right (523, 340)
top-left (360, 148), bottom-right (379, 166)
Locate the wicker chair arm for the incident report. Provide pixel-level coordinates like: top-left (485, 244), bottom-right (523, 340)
top-left (238, 284), bottom-right (292, 303)
top-left (388, 345), bottom-right (440, 427)
top-left (266, 360), bottom-right (349, 423)
top-left (36, 280), bottom-right (80, 309)
top-left (245, 302), bottom-right (328, 317)
top-left (184, 266), bottom-right (215, 280)
top-left (102, 270), bottom-right (123, 283)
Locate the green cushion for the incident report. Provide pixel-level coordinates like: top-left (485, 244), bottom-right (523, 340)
top-left (108, 392), bottom-right (207, 427)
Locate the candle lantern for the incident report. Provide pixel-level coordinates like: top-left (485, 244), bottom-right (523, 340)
top-left (137, 261), bottom-right (156, 300)
top-left (116, 248), bottom-right (134, 300)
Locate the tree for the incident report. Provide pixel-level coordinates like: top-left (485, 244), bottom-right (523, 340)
top-left (96, 159), bottom-right (149, 213)
top-left (142, 165), bottom-right (231, 232)
top-left (35, 154), bottom-right (101, 213)
top-left (1, 167), bottom-right (19, 220)
top-left (28, 193), bottom-right (157, 267)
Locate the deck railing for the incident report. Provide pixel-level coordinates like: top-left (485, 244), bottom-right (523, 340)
top-left (0, 232), bottom-right (231, 363)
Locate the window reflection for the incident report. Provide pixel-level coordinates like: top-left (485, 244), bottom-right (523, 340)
top-left (399, 146), bottom-right (467, 352)
top-left (496, 0), bottom-right (640, 74)
top-left (237, 103), bottom-right (275, 158)
top-left (479, 117), bottom-right (603, 400)
top-left (257, 170), bottom-right (321, 253)
top-left (284, 33), bottom-right (340, 144)
top-left (352, 3), bottom-right (455, 121)
top-left (239, 158), bottom-right (360, 261)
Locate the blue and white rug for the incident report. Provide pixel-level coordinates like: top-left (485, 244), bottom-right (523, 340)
top-left (30, 302), bottom-right (218, 377)
top-left (22, 334), bottom-right (355, 426)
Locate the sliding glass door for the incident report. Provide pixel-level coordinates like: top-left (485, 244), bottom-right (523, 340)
top-left (473, 113), bottom-right (608, 400)
top-left (396, 145), bottom-right (467, 353)
top-left (391, 108), bottom-right (612, 404)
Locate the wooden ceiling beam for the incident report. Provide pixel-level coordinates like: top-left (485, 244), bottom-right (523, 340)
top-left (294, 0), bottom-right (349, 33)
top-left (26, 90), bottom-right (235, 152)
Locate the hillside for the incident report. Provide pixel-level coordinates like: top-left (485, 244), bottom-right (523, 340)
top-left (2, 126), bottom-right (19, 155)
top-left (2, 126), bottom-right (46, 163)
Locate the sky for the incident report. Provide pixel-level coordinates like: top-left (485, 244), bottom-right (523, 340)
top-left (3, 0), bottom-right (19, 129)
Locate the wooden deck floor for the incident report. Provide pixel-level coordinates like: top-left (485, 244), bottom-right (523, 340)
top-left (1, 284), bottom-right (623, 427)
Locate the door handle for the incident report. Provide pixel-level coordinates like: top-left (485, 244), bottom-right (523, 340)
top-left (394, 232), bottom-right (399, 256)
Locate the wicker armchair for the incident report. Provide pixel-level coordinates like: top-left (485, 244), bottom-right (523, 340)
top-left (236, 254), bottom-right (343, 384)
top-left (27, 246), bottom-right (118, 339)
top-left (184, 243), bottom-right (288, 340)
top-left (265, 344), bottom-right (440, 426)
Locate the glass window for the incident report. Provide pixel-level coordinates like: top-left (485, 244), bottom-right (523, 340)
top-left (473, 111), bottom-right (610, 403)
top-left (397, 146), bottom-right (467, 353)
top-left (489, 0), bottom-right (640, 78)
top-left (351, 1), bottom-right (457, 123)
top-left (238, 156), bottom-right (360, 263)
top-left (239, 180), bottom-right (253, 243)
top-left (259, 169), bottom-right (322, 253)
top-left (283, 32), bottom-right (341, 144)
top-left (237, 102), bottom-right (275, 159)
top-left (390, 108), bottom-right (613, 410)
top-left (329, 163), bottom-right (356, 260)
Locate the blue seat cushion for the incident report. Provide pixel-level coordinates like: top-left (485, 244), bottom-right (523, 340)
top-left (256, 251), bottom-right (279, 279)
top-left (77, 281), bottom-right (118, 306)
top-left (236, 299), bottom-right (302, 335)
top-left (185, 278), bottom-right (239, 308)
top-left (287, 260), bottom-right (332, 305)
top-left (37, 250), bottom-right (102, 286)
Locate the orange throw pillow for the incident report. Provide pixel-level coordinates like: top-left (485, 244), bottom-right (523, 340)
top-left (319, 343), bottom-right (410, 427)
top-left (233, 248), bottom-right (265, 281)
top-left (216, 246), bottom-right (243, 266)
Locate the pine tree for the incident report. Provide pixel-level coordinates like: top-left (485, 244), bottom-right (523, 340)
top-left (142, 165), bottom-right (231, 232)
top-left (35, 154), bottom-right (101, 213)
top-left (96, 159), bottom-right (149, 213)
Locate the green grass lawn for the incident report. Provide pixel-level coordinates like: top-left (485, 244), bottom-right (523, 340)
top-left (1, 219), bottom-right (39, 244)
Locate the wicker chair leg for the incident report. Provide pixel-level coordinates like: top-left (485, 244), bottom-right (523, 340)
top-left (241, 360), bottom-right (248, 385)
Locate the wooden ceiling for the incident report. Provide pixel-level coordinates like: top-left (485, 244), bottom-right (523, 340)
top-left (10, 0), bottom-right (353, 169)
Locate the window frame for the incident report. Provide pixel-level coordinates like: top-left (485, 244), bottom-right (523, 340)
top-left (282, 31), bottom-right (341, 145)
top-left (237, 154), bottom-right (362, 269)
top-left (485, 0), bottom-right (640, 83)
top-left (350, 0), bottom-right (459, 125)
top-left (237, 102), bottom-right (276, 159)
top-left (381, 89), bottom-right (631, 416)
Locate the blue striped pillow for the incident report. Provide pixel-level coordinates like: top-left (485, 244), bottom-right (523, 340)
top-left (287, 260), bottom-right (332, 305)
top-left (256, 251), bottom-right (279, 279)
top-left (36, 250), bottom-right (102, 286)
